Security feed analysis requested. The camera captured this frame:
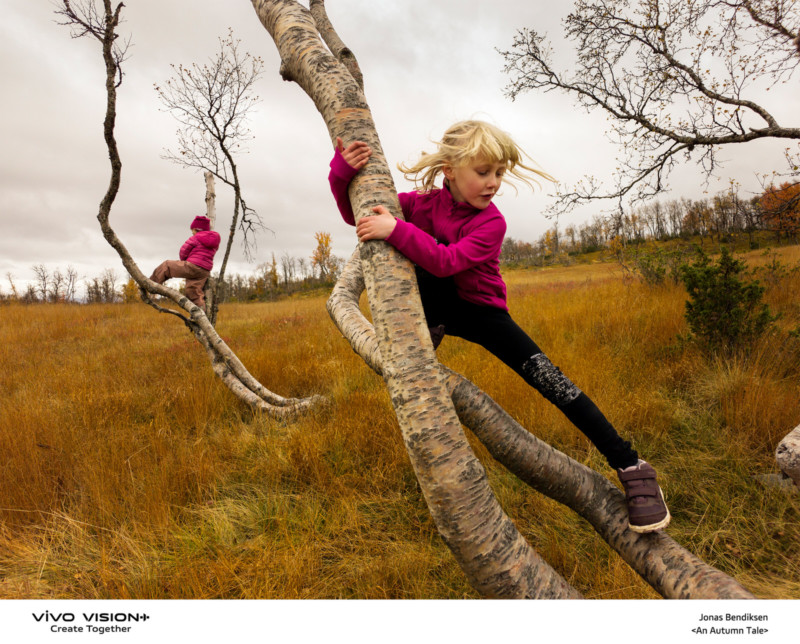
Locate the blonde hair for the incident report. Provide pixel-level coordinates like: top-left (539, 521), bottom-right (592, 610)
top-left (398, 120), bottom-right (555, 193)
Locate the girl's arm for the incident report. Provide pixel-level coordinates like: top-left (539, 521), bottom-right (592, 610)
top-left (359, 205), bottom-right (505, 278)
top-left (328, 138), bottom-right (371, 226)
top-left (179, 236), bottom-right (197, 261)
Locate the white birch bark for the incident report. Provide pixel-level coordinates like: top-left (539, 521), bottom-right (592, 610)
top-left (776, 425), bottom-right (800, 488)
top-left (204, 170), bottom-right (217, 228)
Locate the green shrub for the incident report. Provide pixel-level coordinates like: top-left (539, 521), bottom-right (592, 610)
top-left (638, 246), bottom-right (694, 286)
top-left (616, 245), bottom-right (694, 286)
top-left (678, 247), bottom-right (778, 352)
top-left (755, 250), bottom-right (800, 287)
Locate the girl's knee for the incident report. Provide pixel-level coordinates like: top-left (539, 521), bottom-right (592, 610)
top-left (521, 353), bottom-right (582, 407)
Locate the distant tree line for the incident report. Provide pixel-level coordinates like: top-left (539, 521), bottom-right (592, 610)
top-left (502, 183), bottom-right (800, 266)
top-left (215, 245), bottom-right (345, 303)
top-left (213, 231), bottom-right (344, 303)
top-left (1, 266), bottom-right (126, 304)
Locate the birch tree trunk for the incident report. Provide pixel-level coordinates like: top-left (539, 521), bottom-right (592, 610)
top-left (249, 0), bottom-right (581, 598)
top-left (203, 171), bottom-right (217, 320)
top-left (205, 170), bottom-right (217, 228)
top-left (57, 0), bottom-right (321, 421)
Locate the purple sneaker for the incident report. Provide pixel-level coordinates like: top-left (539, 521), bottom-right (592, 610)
top-left (617, 460), bottom-right (671, 533)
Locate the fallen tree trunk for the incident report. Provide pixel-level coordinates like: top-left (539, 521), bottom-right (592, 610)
top-left (328, 251), bottom-right (756, 600)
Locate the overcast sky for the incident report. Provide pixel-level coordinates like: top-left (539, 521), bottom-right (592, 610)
top-left (2, 1), bottom-right (797, 296)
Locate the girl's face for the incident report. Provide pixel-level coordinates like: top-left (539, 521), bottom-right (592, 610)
top-left (443, 157), bottom-right (506, 210)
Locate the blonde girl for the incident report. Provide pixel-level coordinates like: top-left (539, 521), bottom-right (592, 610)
top-left (328, 120), bottom-right (670, 533)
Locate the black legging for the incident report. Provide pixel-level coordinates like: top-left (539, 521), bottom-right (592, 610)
top-left (416, 268), bottom-right (638, 470)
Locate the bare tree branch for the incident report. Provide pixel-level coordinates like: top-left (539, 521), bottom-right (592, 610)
top-left (500, 0), bottom-right (800, 214)
top-left (309, 0), bottom-right (365, 90)
top-left (55, 0), bottom-right (130, 87)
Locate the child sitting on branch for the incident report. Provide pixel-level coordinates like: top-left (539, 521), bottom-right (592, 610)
top-left (150, 215), bottom-right (220, 309)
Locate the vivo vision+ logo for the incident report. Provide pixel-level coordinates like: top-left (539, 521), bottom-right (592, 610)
top-left (32, 611), bottom-right (150, 634)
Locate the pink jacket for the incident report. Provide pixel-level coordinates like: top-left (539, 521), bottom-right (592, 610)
top-left (329, 149), bottom-right (508, 310)
top-left (179, 230), bottom-right (220, 271)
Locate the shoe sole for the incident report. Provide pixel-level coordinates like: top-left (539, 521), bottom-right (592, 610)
top-left (627, 486), bottom-right (671, 533)
top-left (628, 508), bottom-right (671, 533)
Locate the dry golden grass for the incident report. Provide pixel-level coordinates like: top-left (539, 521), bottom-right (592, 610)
top-left (1, 246), bottom-right (798, 599)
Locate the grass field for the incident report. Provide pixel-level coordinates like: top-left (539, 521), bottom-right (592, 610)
top-left (1, 246), bottom-right (799, 599)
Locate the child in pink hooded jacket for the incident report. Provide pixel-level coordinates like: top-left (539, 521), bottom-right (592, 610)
top-left (328, 120), bottom-right (671, 534)
top-left (150, 215), bottom-right (220, 308)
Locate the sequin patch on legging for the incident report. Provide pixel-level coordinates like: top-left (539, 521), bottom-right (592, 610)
top-left (521, 353), bottom-right (582, 407)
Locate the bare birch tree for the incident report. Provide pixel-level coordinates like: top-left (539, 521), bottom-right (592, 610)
top-left (249, 0), bottom-right (755, 599)
top-left (501, 0), bottom-right (800, 214)
top-left (204, 171), bottom-right (217, 228)
top-left (50, 269), bottom-right (66, 302)
top-left (64, 266), bottom-right (79, 302)
top-left (156, 30), bottom-right (265, 325)
top-left (32, 264), bottom-right (49, 302)
top-left (5, 273), bottom-right (19, 301)
top-left (56, 0), bottom-right (322, 419)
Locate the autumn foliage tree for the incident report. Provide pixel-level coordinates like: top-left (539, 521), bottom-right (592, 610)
top-left (310, 231), bottom-right (337, 281)
top-left (759, 182), bottom-right (800, 242)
